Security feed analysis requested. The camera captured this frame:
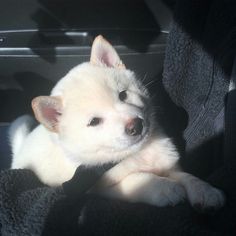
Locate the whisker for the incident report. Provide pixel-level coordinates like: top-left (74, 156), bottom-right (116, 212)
top-left (144, 79), bottom-right (157, 87)
top-left (140, 73), bottom-right (148, 84)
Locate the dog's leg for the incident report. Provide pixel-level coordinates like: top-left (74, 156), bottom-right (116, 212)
top-left (94, 157), bottom-right (141, 189)
top-left (97, 172), bottom-right (186, 207)
top-left (169, 171), bottom-right (225, 209)
top-left (95, 138), bottom-right (179, 189)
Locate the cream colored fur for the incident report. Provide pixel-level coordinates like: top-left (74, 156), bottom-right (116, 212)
top-left (10, 35), bottom-right (225, 208)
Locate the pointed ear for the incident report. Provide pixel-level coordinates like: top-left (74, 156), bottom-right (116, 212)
top-left (90, 35), bottom-right (126, 69)
top-left (31, 96), bottom-right (62, 132)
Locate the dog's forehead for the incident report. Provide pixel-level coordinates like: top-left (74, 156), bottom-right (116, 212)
top-left (63, 69), bottom-right (120, 109)
top-left (52, 63), bottom-right (137, 111)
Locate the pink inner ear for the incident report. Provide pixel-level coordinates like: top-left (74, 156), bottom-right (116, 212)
top-left (98, 50), bottom-right (114, 67)
top-left (42, 105), bottom-right (61, 123)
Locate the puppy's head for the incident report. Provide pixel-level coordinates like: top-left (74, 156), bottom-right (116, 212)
top-left (32, 35), bottom-right (153, 165)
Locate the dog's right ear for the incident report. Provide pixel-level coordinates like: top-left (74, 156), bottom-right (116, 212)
top-left (31, 96), bottom-right (62, 133)
top-left (90, 35), bottom-right (126, 69)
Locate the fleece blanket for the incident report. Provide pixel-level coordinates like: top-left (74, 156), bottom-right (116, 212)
top-left (1, 0), bottom-right (236, 235)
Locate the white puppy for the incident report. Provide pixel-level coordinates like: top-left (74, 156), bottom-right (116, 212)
top-left (9, 35), bottom-right (224, 208)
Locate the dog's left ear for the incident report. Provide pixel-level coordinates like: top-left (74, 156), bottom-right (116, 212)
top-left (90, 35), bottom-right (126, 69)
top-left (31, 96), bottom-right (62, 133)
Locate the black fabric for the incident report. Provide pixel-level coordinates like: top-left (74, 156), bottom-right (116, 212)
top-left (1, 0), bottom-right (236, 235)
top-left (0, 168), bottom-right (227, 236)
top-left (63, 164), bottom-right (115, 199)
top-left (0, 125), bottom-right (11, 170)
top-left (224, 58), bottom-right (236, 164)
top-left (162, 0), bottom-right (233, 179)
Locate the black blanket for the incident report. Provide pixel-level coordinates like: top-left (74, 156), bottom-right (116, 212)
top-left (1, 0), bottom-right (236, 235)
top-left (0, 168), bottom-right (234, 236)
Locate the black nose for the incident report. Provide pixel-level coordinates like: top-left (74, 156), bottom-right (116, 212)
top-left (125, 118), bottom-right (143, 136)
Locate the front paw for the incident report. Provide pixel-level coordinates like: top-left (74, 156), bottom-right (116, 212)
top-left (186, 180), bottom-right (225, 210)
top-left (97, 173), bottom-right (186, 207)
top-left (150, 179), bottom-right (186, 207)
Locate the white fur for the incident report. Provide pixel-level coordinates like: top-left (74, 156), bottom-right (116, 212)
top-left (8, 115), bottom-right (35, 156)
top-left (96, 173), bottom-right (186, 207)
top-left (10, 36), bottom-right (225, 208)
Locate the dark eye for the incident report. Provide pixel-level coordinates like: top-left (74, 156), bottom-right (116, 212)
top-left (119, 90), bottom-right (127, 101)
top-left (87, 117), bottom-right (102, 127)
